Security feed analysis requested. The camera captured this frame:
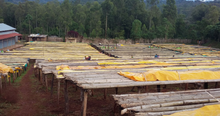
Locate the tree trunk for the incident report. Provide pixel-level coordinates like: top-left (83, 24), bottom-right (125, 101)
top-left (105, 14), bottom-right (108, 39)
top-left (29, 20), bottom-right (30, 34)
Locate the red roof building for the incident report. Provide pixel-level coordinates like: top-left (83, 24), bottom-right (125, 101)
top-left (0, 23), bottom-right (22, 50)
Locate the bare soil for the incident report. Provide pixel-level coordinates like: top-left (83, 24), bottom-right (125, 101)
top-left (0, 64), bottom-right (217, 116)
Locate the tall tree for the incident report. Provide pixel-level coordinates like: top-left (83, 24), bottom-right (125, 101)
top-left (162, 0), bottom-right (177, 24)
top-left (131, 19), bottom-right (142, 41)
top-left (101, 0), bottom-right (113, 39)
top-left (204, 6), bottom-right (219, 25)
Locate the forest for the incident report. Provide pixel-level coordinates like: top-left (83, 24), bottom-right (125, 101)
top-left (1, 0), bottom-right (220, 42)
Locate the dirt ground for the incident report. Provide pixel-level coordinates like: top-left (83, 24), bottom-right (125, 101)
top-left (0, 64), bottom-right (218, 116)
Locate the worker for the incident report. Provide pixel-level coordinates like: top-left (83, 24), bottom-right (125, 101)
top-left (85, 56), bottom-right (91, 60)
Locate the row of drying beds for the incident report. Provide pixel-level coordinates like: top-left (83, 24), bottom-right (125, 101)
top-left (33, 57), bottom-right (220, 116)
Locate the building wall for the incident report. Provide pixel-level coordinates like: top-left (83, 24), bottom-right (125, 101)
top-left (0, 37), bottom-right (15, 49)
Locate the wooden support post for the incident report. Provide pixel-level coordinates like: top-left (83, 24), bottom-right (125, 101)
top-left (40, 69), bottom-right (43, 83)
top-left (65, 80), bottom-right (69, 115)
top-left (45, 75), bottom-right (48, 90)
top-left (204, 83), bottom-right (208, 89)
top-left (38, 69), bottom-right (40, 82)
top-left (138, 87), bottom-right (141, 93)
top-left (80, 88), bottom-right (84, 101)
top-left (185, 83), bottom-right (188, 90)
top-left (215, 82), bottom-right (218, 88)
top-left (104, 89), bottom-right (107, 99)
top-left (8, 73), bottom-right (11, 85)
top-left (81, 89), bottom-right (88, 116)
top-left (4, 75), bottom-right (7, 88)
top-left (58, 79), bottom-right (61, 104)
top-left (51, 75), bottom-right (54, 97)
top-left (145, 86), bottom-right (148, 92)
top-left (157, 85), bottom-right (161, 92)
top-left (13, 73), bottom-right (15, 83)
top-left (115, 88), bottom-right (118, 94)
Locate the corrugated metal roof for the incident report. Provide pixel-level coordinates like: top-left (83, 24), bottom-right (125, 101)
top-left (0, 33), bottom-right (22, 40)
top-left (0, 23), bottom-right (16, 32)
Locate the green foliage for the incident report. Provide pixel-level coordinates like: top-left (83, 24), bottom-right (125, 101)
top-left (1, 0), bottom-right (220, 42)
top-left (131, 19), bottom-right (142, 40)
top-left (142, 24), bottom-right (148, 39)
top-left (162, 0), bottom-right (177, 24)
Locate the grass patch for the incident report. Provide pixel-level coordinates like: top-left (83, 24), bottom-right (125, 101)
top-left (203, 40), bottom-right (220, 49)
top-left (14, 65), bottom-right (31, 83)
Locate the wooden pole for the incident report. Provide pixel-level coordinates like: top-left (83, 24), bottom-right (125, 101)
top-left (4, 75), bottom-right (7, 88)
top-left (145, 86), bottom-right (148, 92)
top-left (81, 89), bottom-right (88, 116)
top-left (138, 87), bottom-right (141, 93)
top-left (157, 85), bottom-right (161, 92)
top-left (8, 73), bottom-right (11, 85)
top-left (116, 88), bottom-right (118, 94)
top-left (185, 83), bottom-right (188, 90)
top-left (40, 69), bottom-right (43, 83)
top-left (65, 80), bottom-right (69, 115)
top-left (51, 75), bottom-right (54, 97)
top-left (13, 72), bottom-right (15, 83)
top-left (45, 75), bottom-right (48, 90)
top-left (215, 82), bottom-right (218, 88)
top-left (58, 79), bottom-right (61, 104)
top-left (204, 83), bottom-right (208, 89)
top-left (38, 69), bottom-right (40, 81)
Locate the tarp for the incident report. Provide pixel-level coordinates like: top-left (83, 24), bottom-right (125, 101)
top-left (118, 70), bottom-right (220, 81)
top-left (56, 65), bottom-right (70, 70)
top-left (164, 104), bottom-right (220, 116)
top-left (0, 63), bottom-right (13, 74)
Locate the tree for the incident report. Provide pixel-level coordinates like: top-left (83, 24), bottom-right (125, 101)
top-left (162, 0), bottom-right (177, 24)
top-left (142, 24), bottom-right (148, 39)
top-left (146, 0), bottom-right (160, 29)
top-left (175, 15), bottom-right (186, 38)
top-left (191, 4), bottom-right (208, 22)
top-left (26, 14), bottom-right (32, 34)
top-left (101, 0), bottom-right (113, 39)
top-left (131, 19), bottom-right (142, 41)
top-left (204, 6), bottom-right (219, 25)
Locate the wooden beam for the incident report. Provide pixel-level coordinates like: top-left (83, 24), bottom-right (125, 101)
top-left (81, 89), bottom-right (88, 116)
top-left (58, 79), bottom-right (61, 104)
top-left (45, 74), bottom-right (48, 90)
